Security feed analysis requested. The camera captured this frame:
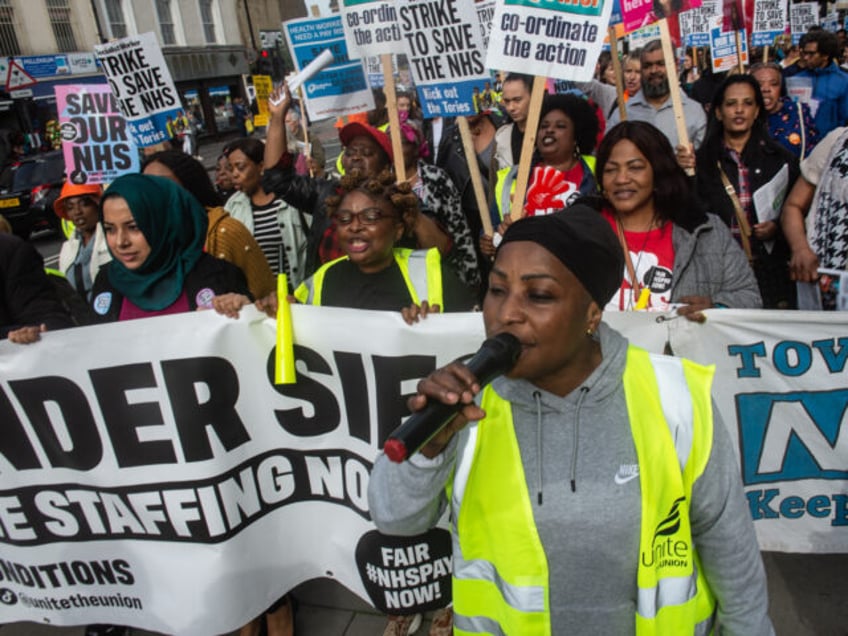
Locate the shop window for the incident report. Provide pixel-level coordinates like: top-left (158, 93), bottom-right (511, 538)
top-left (0, 0), bottom-right (21, 56)
top-left (46, 0), bottom-right (77, 52)
top-left (209, 85), bottom-right (236, 132)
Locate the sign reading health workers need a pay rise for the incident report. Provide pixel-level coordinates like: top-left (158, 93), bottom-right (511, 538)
top-left (398, 0), bottom-right (491, 118)
top-left (94, 32), bottom-right (181, 148)
top-left (284, 15), bottom-right (374, 122)
top-left (487, 0), bottom-right (614, 82)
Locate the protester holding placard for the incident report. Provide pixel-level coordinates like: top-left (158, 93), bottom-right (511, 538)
top-left (392, 118), bottom-right (481, 292)
top-left (607, 41), bottom-right (706, 170)
top-left (262, 85), bottom-right (453, 282)
top-left (89, 174), bottom-right (252, 322)
top-left (582, 121), bottom-right (761, 316)
top-left (796, 29), bottom-right (848, 136)
top-left (54, 182), bottom-right (111, 302)
top-left (142, 150), bottom-right (276, 300)
top-left (695, 75), bottom-right (799, 309)
top-left (750, 62), bottom-right (820, 159)
top-left (369, 207), bottom-right (773, 635)
top-left (483, 93), bottom-right (599, 257)
top-left (494, 73), bottom-right (533, 169)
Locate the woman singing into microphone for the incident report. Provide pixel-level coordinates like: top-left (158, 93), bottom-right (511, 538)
top-left (368, 208), bottom-right (773, 635)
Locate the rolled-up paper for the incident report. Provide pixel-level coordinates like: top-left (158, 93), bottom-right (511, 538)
top-left (287, 49), bottom-right (334, 94)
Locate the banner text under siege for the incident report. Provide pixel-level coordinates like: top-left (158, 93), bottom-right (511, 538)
top-left (0, 345), bottom-right (439, 475)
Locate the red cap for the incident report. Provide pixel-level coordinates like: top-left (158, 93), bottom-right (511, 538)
top-left (338, 122), bottom-right (393, 160)
top-left (383, 438), bottom-right (408, 463)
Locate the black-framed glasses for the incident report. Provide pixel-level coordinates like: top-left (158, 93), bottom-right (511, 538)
top-left (331, 207), bottom-right (395, 226)
top-left (801, 49), bottom-right (820, 57)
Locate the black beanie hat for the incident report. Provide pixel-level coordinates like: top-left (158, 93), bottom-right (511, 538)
top-left (499, 206), bottom-right (624, 307)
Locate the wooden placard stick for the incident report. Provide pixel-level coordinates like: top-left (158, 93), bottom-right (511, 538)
top-left (658, 18), bottom-right (694, 176)
top-left (509, 74), bottom-right (547, 221)
top-left (763, 44), bottom-right (769, 64)
top-left (381, 53), bottom-right (406, 183)
top-left (609, 26), bottom-right (627, 121)
top-left (457, 116), bottom-right (493, 237)
top-left (734, 29), bottom-right (745, 73)
top-left (297, 85), bottom-right (313, 178)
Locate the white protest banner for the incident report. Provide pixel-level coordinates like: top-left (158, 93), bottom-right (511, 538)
top-left (790, 2), bottom-right (818, 44)
top-left (679, 0), bottom-right (719, 47)
top-left (55, 84), bottom-right (139, 185)
top-left (0, 307), bottom-right (843, 633)
top-left (476, 0), bottom-right (496, 50)
top-left (752, 0), bottom-right (787, 47)
top-left (0, 307), bottom-right (483, 633)
top-left (94, 33), bottom-right (181, 148)
top-left (486, 0), bottom-right (614, 82)
top-left (669, 310), bottom-right (848, 553)
top-left (709, 15), bottom-right (748, 72)
top-left (397, 0), bottom-right (489, 118)
top-left (283, 15), bottom-right (375, 122)
top-left (340, 0), bottom-right (404, 58)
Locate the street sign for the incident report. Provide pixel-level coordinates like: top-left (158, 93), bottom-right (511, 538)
top-left (6, 59), bottom-right (37, 90)
top-left (10, 88), bottom-right (33, 98)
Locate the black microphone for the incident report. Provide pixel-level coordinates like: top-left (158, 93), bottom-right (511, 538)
top-left (383, 333), bottom-right (521, 463)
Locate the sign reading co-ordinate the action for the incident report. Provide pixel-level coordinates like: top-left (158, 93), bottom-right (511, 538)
top-left (487, 0), bottom-right (614, 82)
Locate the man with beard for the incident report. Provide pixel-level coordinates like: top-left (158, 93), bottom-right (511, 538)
top-left (607, 40), bottom-right (706, 171)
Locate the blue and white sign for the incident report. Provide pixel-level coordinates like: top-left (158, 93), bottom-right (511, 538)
top-left (94, 33), bottom-right (181, 148)
top-left (680, 0), bottom-right (719, 47)
top-left (752, 0), bottom-right (787, 48)
top-left (709, 15), bottom-right (748, 72)
top-left (283, 15), bottom-right (374, 122)
top-left (790, 2), bottom-right (818, 45)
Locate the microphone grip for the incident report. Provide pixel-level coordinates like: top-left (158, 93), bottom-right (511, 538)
top-left (383, 399), bottom-right (461, 463)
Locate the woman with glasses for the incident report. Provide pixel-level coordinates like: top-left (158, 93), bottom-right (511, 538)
top-left (294, 169), bottom-right (474, 317)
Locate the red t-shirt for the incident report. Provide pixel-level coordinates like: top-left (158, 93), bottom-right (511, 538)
top-left (118, 291), bottom-right (192, 321)
top-left (523, 163), bottom-right (585, 217)
top-left (602, 211), bottom-right (675, 312)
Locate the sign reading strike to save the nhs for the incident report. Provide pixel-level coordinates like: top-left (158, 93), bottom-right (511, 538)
top-left (398, 0), bottom-right (490, 118)
top-left (670, 311), bottom-right (848, 553)
top-left (486, 0), bottom-right (614, 82)
top-left (94, 32), bottom-right (181, 148)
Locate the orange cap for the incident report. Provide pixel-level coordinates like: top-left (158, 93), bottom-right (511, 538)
top-left (53, 182), bottom-right (103, 219)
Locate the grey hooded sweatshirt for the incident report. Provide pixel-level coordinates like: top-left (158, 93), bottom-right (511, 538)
top-left (368, 323), bottom-right (773, 635)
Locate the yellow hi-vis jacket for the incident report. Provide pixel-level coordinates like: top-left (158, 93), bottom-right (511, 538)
top-left (450, 346), bottom-right (717, 635)
top-left (294, 247), bottom-right (444, 308)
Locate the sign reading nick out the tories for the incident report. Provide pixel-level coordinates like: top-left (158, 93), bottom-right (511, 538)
top-left (486, 0), bottom-right (614, 82)
top-left (94, 32), bottom-right (181, 148)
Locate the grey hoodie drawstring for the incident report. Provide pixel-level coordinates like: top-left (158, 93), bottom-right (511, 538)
top-left (571, 387), bottom-right (590, 492)
top-left (533, 390), bottom-right (543, 505)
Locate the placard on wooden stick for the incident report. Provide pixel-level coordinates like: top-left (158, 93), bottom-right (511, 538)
top-left (381, 53), bottom-right (406, 183)
top-left (658, 18), bottom-right (693, 176)
top-left (509, 75), bottom-right (547, 221)
top-left (457, 116), bottom-right (493, 237)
